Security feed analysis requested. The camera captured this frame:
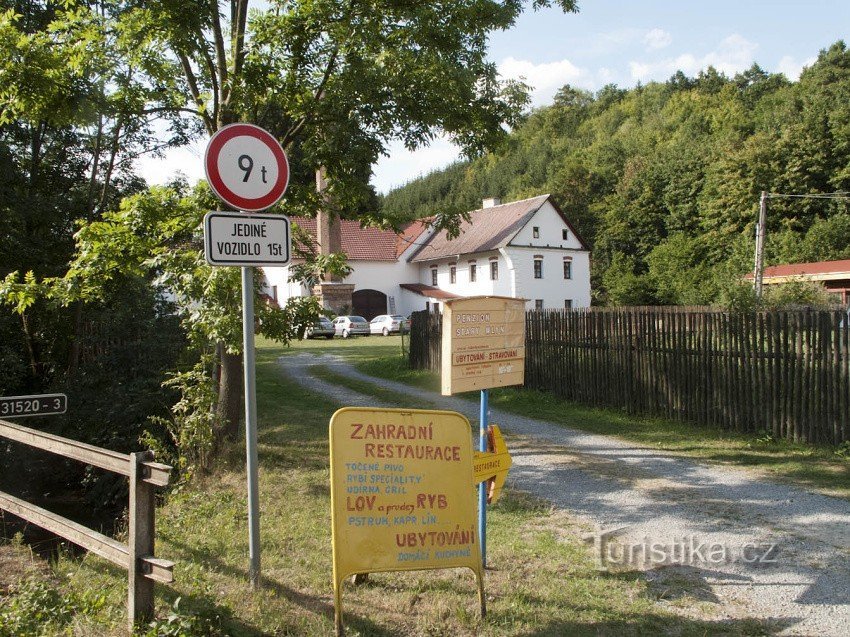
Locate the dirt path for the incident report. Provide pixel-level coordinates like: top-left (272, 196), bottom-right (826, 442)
top-left (279, 353), bottom-right (850, 636)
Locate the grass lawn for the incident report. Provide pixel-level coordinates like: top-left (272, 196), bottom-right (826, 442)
top-left (1, 334), bottom-right (776, 635)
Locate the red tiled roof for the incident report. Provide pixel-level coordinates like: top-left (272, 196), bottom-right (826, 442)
top-left (289, 217), bottom-right (428, 261)
top-left (746, 259), bottom-right (850, 279)
top-left (400, 283), bottom-right (462, 300)
top-left (763, 259), bottom-right (850, 278)
top-left (408, 195), bottom-right (551, 263)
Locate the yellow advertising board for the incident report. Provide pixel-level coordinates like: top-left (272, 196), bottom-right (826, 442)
top-left (329, 407), bottom-right (484, 633)
top-left (441, 296), bottom-right (527, 395)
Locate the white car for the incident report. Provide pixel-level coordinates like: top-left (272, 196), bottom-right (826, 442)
top-left (333, 315), bottom-right (370, 338)
top-left (369, 314), bottom-right (408, 336)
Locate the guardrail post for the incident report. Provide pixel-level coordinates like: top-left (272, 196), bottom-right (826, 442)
top-left (128, 451), bottom-right (155, 631)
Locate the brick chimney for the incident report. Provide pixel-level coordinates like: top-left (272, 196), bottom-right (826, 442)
top-left (315, 167), bottom-right (342, 277)
top-left (312, 167), bottom-right (353, 313)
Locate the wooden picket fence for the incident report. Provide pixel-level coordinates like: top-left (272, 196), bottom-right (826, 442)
top-left (408, 310), bottom-right (443, 373)
top-left (409, 307), bottom-right (850, 444)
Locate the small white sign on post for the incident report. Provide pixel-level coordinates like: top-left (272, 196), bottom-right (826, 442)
top-left (204, 212), bottom-right (291, 267)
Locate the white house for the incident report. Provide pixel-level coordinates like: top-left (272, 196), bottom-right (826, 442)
top-left (262, 194), bottom-right (591, 318)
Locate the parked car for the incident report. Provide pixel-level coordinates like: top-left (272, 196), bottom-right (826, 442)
top-left (303, 316), bottom-right (335, 339)
top-left (332, 315), bottom-right (370, 338)
top-left (369, 314), bottom-right (408, 336)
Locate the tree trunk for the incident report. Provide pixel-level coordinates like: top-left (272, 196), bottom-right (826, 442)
top-left (66, 303), bottom-right (84, 376)
top-left (20, 314), bottom-right (40, 381)
top-left (216, 345), bottom-right (244, 441)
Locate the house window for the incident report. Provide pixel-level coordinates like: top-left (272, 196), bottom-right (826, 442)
top-left (562, 229), bottom-right (569, 241)
top-left (469, 262), bottom-right (477, 282)
top-left (563, 258), bottom-right (572, 280)
top-left (270, 285), bottom-right (278, 302)
top-left (533, 226), bottom-right (540, 239)
top-left (535, 299), bottom-right (544, 310)
top-left (534, 256), bottom-right (543, 279)
top-left (431, 267), bottom-right (437, 286)
top-left (450, 265), bottom-right (456, 284)
top-left (565, 299), bottom-right (573, 309)
top-left (490, 259), bottom-right (498, 280)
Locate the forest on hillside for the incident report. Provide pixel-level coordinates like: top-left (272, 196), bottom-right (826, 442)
top-left (380, 42), bottom-right (850, 307)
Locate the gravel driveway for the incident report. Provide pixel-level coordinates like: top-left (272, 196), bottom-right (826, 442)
top-left (279, 353), bottom-right (850, 636)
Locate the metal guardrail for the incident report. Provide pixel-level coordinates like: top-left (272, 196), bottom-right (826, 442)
top-left (0, 419), bottom-right (175, 632)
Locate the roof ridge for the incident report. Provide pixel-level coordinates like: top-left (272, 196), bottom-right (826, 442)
top-left (766, 258), bottom-right (850, 268)
top-left (471, 193), bottom-right (550, 213)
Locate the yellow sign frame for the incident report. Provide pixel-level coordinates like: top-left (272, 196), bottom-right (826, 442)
top-left (441, 296), bottom-right (527, 395)
top-left (329, 407), bottom-right (484, 634)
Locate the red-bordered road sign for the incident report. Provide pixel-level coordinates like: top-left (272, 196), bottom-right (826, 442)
top-left (204, 123), bottom-right (290, 212)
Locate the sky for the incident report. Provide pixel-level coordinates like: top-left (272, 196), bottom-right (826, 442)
top-left (137, 1), bottom-right (850, 195)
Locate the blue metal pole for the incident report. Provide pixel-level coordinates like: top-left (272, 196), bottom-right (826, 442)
top-left (478, 389), bottom-right (489, 568)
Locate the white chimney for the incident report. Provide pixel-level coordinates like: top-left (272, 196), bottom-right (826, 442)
top-left (482, 197), bottom-right (501, 208)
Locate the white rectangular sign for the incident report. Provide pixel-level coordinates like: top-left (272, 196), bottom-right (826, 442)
top-left (0, 393), bottom-right (67, 418)
top-left (204, 211), bottom-right (291, 267)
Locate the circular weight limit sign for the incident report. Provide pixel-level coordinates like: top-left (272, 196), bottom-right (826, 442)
top-left (205, 123), bottom-right (290, 211)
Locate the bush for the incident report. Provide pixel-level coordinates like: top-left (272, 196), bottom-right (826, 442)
top-left (142, 361), bottom-right (220, 481)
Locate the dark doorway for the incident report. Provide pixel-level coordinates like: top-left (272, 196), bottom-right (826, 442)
top-left (352, 289), bottom-right (387, 320)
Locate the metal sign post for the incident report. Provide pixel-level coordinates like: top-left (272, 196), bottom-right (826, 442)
top-left (241, 265), bottom-right (261, 586)
top-left (204, 123), bottom-right (290, 588)
top-left (479, 389), bottom-right (489, 567)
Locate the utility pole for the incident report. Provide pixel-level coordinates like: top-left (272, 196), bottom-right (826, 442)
top-left (753, 190), bottom-right (768, 300)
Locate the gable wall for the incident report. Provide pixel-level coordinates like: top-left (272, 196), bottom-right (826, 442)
top-left (510, 200), bottom-right (585, 250)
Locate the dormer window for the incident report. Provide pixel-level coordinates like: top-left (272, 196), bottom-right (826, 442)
top-left (533, 226), bottom-right (540, 239)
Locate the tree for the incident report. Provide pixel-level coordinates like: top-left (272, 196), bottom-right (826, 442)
top-left (5, 0), bottom-right (583, 439)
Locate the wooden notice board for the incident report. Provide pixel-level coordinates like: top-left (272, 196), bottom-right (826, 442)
top-left (441, 296), bottom-right (526, 395)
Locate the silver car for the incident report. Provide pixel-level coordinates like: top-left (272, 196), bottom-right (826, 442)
top-left (332, 315), bottom-right (370, 338)
top-left (369, 314), bottom-right (407, 336)
top-left (304, 316), bottom-right (335, 339)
